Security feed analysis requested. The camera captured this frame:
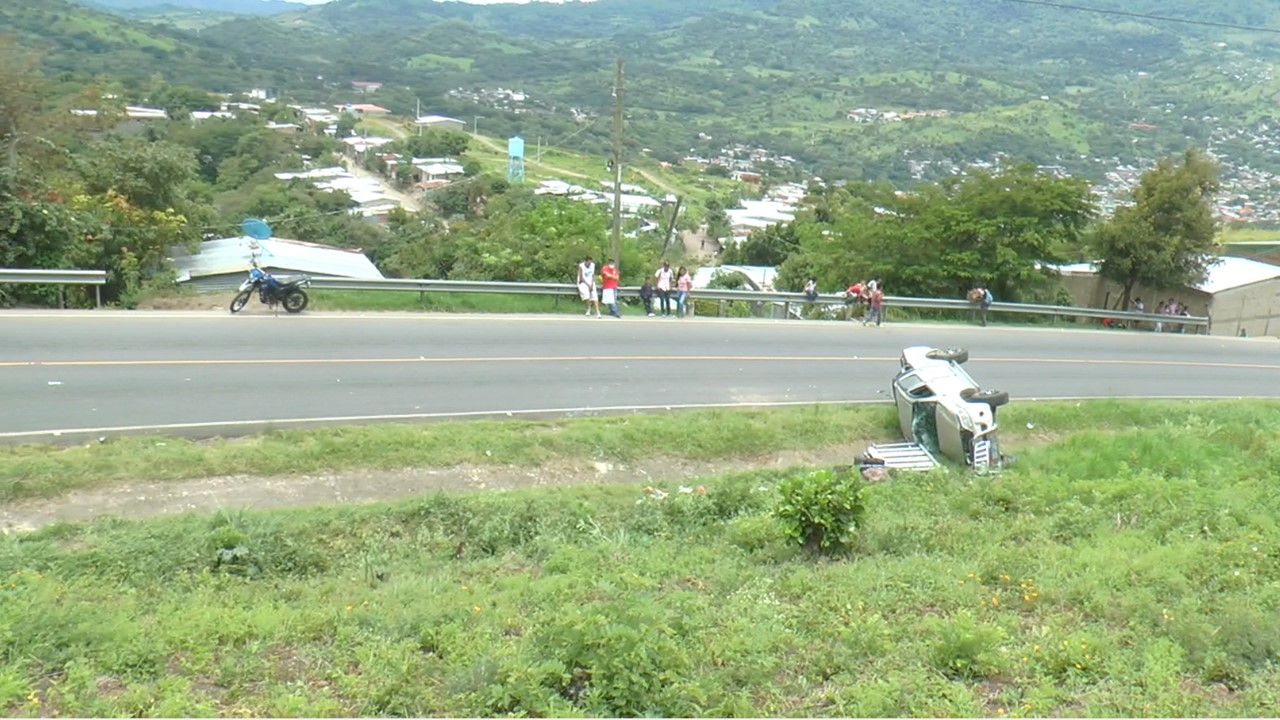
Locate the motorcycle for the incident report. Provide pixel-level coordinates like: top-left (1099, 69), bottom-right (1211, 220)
top-left (229, 263), bottom-right (311, 314)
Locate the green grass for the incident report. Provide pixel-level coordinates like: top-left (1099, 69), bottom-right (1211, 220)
top-left (3, 400), bottom-right (1280, 716)
top-left (307, 289), bottom-right (591, 314)
top-left (0, 404), bottom-right (898, 503)
top-left (1219, 225), bottom-right (1280, 246)
top-left (406, 53), bottom-right (474, 71)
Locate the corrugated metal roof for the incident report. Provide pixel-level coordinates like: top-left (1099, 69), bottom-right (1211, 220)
top-left (171, 236), bottom-right (384, 283)
top-left (692, 265), bottom-right (778, 290)
top-left (1197, 256), bottom-right (1280, 294)
top-left (1045, 256), bottom-right (1280, 294)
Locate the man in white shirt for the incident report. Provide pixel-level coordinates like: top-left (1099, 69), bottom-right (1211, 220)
top-left (654, 259), bottom-right (674, 316)
top-left (577, 255), bottom-right (600, 317)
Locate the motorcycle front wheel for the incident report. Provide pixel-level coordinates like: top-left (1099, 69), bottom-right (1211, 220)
top-left (282, 289), bottom-right (309, 314)
top-left (229, 290), bottom-right (252, 314)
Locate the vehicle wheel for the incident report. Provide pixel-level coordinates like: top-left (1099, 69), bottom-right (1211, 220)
top-left (926, 347), bottom-right (969, 364)
top-left (962, 388), bottom-right (1009, 408)
top-left (282, 289), bottom-right (309, 314)
top-left (229, 290), bottom-right (251, 314)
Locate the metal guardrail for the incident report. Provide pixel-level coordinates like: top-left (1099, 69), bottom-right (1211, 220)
top-left (306, 277), bottom-right (1209, 329)
top-left (0, 268), bottom-right (108, 308)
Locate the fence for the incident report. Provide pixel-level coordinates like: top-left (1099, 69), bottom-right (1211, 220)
top-left (306, 277), bottom-right (1209, 330)
top-left (0, 268), bottom-right (1208, 329)
top-left (0, 269), bottom-right (107, 308)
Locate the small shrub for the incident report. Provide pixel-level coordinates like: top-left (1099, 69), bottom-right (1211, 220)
top-left (775, 468), bottom-right (866, 554)
top-left (928, 613), bottom-right (1008, 680)
top-left (533, 600), bottom-right (694, 717)
top-left (727, 515), bottom-right (786, 552)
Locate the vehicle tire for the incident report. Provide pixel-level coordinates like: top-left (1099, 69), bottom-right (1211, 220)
top-left (926, 347), bottom-right (969, 364)
top-left (282, 289), bottom-right (309, 314)
top-left (229, 290), bottom-right (251, 314)
top-left (962, 388), bottom-right (1009, 408)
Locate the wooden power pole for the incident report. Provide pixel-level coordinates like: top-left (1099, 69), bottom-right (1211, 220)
top-left (610, 59), bottom-right (624, 266)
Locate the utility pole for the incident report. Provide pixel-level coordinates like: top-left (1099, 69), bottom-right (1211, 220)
top-left (610, 59), bottom-right (624, 266)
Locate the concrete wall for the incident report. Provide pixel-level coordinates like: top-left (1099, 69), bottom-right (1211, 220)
top-left (1211, 280), bottom-right (1280, 338)
top-left (1056, 271), bottom-right (1280, 337)
top-left (1056, 272), bottom-right (1209, 331)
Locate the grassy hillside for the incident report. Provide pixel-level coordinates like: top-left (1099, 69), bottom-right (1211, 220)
top-left (3, 400), bottom-right (1280, 715)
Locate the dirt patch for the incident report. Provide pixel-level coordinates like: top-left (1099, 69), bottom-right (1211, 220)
top-left (0, 444), bottom-right (873, 533)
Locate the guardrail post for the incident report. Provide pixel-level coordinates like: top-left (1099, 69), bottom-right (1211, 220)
top-left (95, 286), bottom-right (101, 308)
top-left (718, 299), bottom-right (727, 317)
top-left (57, 287), bottom-right (65, 310)
top-left (783, 301), bottom-right (791, 319)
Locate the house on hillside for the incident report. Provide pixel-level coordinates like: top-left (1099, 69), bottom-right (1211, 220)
top-left (336, 103), bottom-right (391, 116)
top-left (342, 135), bottom-right (394, 155)
top-left (170, 236), bottom-right (383, 292)
top-left (415, 115), bottom-right (467, 132)
top-left (1053, 256), bottom-right (1280, 337)
top-left (412, 159), bottom-right (465, 187)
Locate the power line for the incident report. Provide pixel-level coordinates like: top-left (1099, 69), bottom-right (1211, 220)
top-left (993, 0), bottom-right (1280, 35)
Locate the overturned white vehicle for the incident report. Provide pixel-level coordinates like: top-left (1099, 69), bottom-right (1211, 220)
top-left (869, 346), bottom-right (1008, 470)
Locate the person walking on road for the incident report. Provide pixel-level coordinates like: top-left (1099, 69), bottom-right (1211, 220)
top-left (577, 255), bottom-right (600, 317)
top-left (654, 260), bottom-right (674, 316)
top-left (601, 259), bottom-right (621, 318)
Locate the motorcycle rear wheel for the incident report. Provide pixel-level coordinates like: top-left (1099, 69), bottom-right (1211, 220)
top-left (229, 290), bottom-right (251, 314)
top-left (283, 289), bottom-right (309, 314)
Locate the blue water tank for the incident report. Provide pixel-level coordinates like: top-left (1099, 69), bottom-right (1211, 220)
top-left (508, 136), bottom-right (525, 158)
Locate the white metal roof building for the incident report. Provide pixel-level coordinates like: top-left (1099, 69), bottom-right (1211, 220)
top-left (171, 236), bottom-right (384, 291)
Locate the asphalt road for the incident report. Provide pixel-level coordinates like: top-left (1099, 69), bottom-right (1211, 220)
top-left (2, 309), bottom-right (1278, 440)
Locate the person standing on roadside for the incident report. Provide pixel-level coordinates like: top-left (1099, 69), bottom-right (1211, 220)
top-left (863, 283), bottom-right (884, 327)
top-left (968, 284), bottom-right (992, 327)
top-left (639, 279), bottom-right (655, 317)
top-left (676, 266), bottom-right (693, 318)
top-left (577, 255), bottom-right (600, 317)
top-left (601, 258), bottom-right (621, 318)
top-left (654, 259), bottom-right (674, 317)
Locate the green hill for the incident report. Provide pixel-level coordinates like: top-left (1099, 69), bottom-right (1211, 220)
top-left (43, 0), bottom-right (1280, 181)
top-left (176, 0), bottom-right (1280, 179)
top-left (0, 0), bottom-right (312, 90)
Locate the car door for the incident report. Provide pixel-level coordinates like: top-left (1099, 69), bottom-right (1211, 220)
top-left (892, 370), bottom-right (932, 441)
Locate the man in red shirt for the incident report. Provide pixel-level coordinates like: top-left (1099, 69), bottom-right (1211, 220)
top-left (601, 259), bottom-right (621, 317)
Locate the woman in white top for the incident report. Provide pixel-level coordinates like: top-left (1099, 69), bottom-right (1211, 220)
top-left (654, 259), bottom-right (674, 316)
top-left (577, 256), bottom-right (600, 317)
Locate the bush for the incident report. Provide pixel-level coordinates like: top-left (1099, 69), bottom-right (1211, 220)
top-left (774, 468), bottom-right (866, 554)
top-left (928, 613), bottom-right (1008, 680)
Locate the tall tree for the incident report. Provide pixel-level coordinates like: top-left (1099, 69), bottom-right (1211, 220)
top-left (1090, 149), bottom-right (1219, 308)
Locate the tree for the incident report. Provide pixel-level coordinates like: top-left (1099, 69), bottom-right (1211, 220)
top-left (0, 37), bottom-right (47, 172)
top-left (720, 221), bottom-right (803, 267)
top-left (769, 167), bottom-right (1095, 299)
top-left (1090, 149), bottom-right (1219, 308)
top-left (402, 130), bottom-right (469, 158)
